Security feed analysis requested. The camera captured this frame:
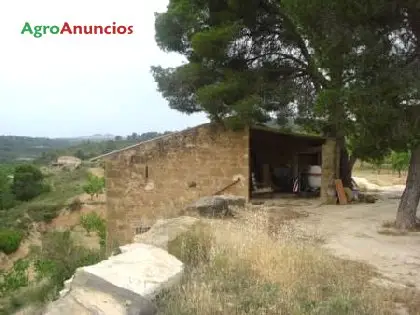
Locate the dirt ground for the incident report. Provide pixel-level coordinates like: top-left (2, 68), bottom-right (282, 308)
top-left (267, 195), bottom-right (420, 290)
top-left (353, 168), bottom-right (407, 186)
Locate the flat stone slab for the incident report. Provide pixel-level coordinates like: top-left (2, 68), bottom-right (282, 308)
top-left (43, 243), bottom-right (183, 315)
top-left (81, 244), bottom-right (183, 300)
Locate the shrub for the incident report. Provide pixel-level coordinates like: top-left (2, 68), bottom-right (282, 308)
top-left (68, 198), bottom-right (83, 212)
top-left (0, 169), bottom-right (16, 210)
top-left (27, 204), bottom-right (63, 223)
top-left (0, 229), bottom-right (23, 254)
top-left (0, 231), bottom-right (105, 314)
top-left (0, 259), bottom-right (30, 297)
top-left (35, 231), bottom-right (104, 292)
top-left (11, 164), bottom-right (45, 201)
top-left (80, 213), bottom-right (107, 248)
top-left (390, 151), bottom-right (410, 177)
top-left (83, 175), bottom-right (105, 199)
top-left (0, 190), bottom-right (16, 210)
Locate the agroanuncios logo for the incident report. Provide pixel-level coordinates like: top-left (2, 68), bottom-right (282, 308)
top-left (21, 21), bottom-right (134, 38)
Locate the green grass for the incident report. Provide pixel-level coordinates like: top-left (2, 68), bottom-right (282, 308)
top-left (0, 230), bottom-right (105, 314)
top-left (0, 167), bottom-right (88, 234)
top-left (79, 213), bottom-right (107, 249)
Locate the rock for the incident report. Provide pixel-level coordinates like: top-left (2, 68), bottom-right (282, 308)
top-left (132, 216), bottom-right (199, 250)
top-left (365, 194), bottom-right (377, 203)
top-left (43, 244), bottom-right (183, 315)
top-left (186, 195), bottom-right (246, 217)
top-left (359, 193), bottom-right (377, 203)
top-left (43, 286), bottom-right (151, 315)
top-left (217, 194), bottom-right (246, 207)
top-left (187, 196), bottom-right (229, 217)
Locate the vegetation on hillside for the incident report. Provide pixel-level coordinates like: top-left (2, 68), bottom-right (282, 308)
top-left (0, 136), bottom-right (74, 163)
top-left (0, 166), bottom-right (108, 314)
top-left (83, 175), bottom-right (105, 199)
top-left (0, 131), bottom-right (172, 164)
top-left (0, 230), bottom-right (105, 314)
top-left (0, 165), bottom-right (89, 253)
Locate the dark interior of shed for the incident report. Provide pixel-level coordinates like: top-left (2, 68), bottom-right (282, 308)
top-left (249, 127), bottom-right (325, 199)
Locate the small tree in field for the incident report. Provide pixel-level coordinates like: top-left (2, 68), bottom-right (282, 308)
top-left (390, 151), bottom-right (410, 178)
top-left (11, 164), bottom-right (45, 201)
top-left (83, 175), bottom-right (105, 200)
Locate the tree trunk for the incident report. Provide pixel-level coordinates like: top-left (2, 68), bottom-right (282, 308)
top-left (349, 155), bottom-right (357, 174)
top-left (395, 146), bottom-right (420, 230)
top-left (337, 137), bottom-right (353, 188)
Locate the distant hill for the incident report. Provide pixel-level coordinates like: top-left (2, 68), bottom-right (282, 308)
top-left (0, 131), bottom-right (172, 164)
top-left (0, 136), bottom-right (76, 163)
top-left (67, 134), bottom-right (116, 142)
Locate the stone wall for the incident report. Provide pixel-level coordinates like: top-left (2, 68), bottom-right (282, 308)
top-left (105, 124), bottom-right (249, 251)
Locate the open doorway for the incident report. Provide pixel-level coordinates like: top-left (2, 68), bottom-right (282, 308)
top-left (249, 126), bottom-right (325, 200)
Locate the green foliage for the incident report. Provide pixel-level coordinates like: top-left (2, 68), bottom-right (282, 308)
top-left (80, 213), bottom-right (107, 248)
top-left (0, 166), bottom-right (16, 210)
top-left (0, 167), bottom-right (87, 234)
top-left (0, 136), bottom-right (71, 163)
top-left (0, 231), bottom-right (105, 313)
top-left (83, 175), bottom-right (105, 199)
top-left (0, 229), bottom-right (23, 254)
top-left (26, 203), bottom-right (64, 223)
top-left (153, 0), bottom-right (419, 173)
top-left (0, 259), bottom-right (30, 297)
top-left (11, 164), bottom-right (45, 201)
top-left (390, 151), bottom-right (410, 177)
top-left (0, 164), bottom-right (17, 210)
top-left (35, 231), bottom-right (104, 285)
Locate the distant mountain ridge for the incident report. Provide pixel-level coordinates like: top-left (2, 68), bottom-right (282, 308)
top-left (0, 131), bottom-right (171, 163)
top-left (63, 134), bottom-right (116, 142)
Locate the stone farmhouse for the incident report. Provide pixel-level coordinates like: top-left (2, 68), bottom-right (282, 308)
top-left (91, 123), bottom-right (339, 252)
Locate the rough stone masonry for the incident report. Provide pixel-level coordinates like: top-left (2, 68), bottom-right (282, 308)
top-left (105, 124), bottom-right (250, 252)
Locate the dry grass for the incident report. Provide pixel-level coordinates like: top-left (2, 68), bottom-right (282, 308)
top-left (352, 167), bottom-right (407, 187)
top-left (157, 210), bottom-right (413, 315)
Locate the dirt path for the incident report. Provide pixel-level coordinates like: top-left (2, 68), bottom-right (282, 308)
top-left (287, 198), bottom-right (420, 289)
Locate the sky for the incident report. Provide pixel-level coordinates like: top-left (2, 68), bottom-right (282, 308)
top-left (0, 0), bottom-right (208, 138)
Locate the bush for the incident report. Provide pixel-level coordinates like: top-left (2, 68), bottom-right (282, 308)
top-left (0, 168), bottom-right (16, 210)
top-left (0, 231), bottom-right (105, 314)
top-left (0, 259), bottom-right (30, 297)
top-left (0, 191), bottom-right (16, 210)
top-left (83, 175), bottom-right (105, 199)
top-left (36, 231), bottom-right (104, 285)
top-left (27, 204), bottom-right (63, 223)
top-left (80, 213), bottom-right (107, 248)
top-left (390, 151), bottom-right (410, 177)
top-left (68, 198), bottom-right (83, 212)
top-left (0, 229), bottom-right (23, 254)
top-left (11, 164), bottom-right (45, 201)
